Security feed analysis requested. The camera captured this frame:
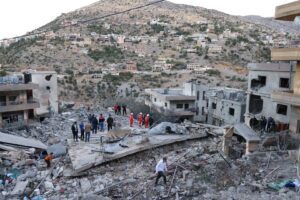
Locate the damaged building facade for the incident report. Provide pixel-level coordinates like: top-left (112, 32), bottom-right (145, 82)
top-left (245, 63), bottom-right (294, 131)
top-left (0, 75), bottom-right (40, 128)
top-left (145, 86), bottom-right (196, 121)
top-left (146, 81), bottom-right (247, 125)
top-left (28, 71), bottom-right (58, 115)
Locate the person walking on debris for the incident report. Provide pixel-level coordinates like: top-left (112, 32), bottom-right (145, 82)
top-left (138, 112), bottom-right (143, 127)
top-left (114, 104), bottom-right (118, 115)
top-left (79, 121), bottom-right (85, 141)
top-left (44, 152), bottom-right (54, 168)
top-left (130, 113), bottom-right (134, 127)
top-left (122, 105), bottom-right (127, 116)
top-left (107, 114), bottom-right (114, 131)
top-left (145, 114), bottom-right (150, 128)
top-left (98, 114), bottom-right (105, 132)
top-left (92, 116), bottom-right (98, 134)
top-left (85, 122), bottom-right (92, 142)
top-left (71, 122), bottom-right (79, 142)
top-left (155, 157), bottom-right (168, 185)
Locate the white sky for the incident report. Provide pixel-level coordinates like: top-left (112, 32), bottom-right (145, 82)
top-left (0, 0), bottom-right (293, 39)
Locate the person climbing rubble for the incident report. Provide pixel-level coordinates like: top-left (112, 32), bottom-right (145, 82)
top-left (79, 121), bottom-right (85, 141)
top-left (107, 114), bottom-right (114, 131)
top-left (98, 114), bottom-right (105, 132)
top-left (138, 112), bottom-right (143, 127)
top-left (155, 157), bottom-right (168, 186)
top-left (44, 152), bottom-right (54, 168)
top-left (145, 114), bottom-right (150, 128)
top-left (130, 113), bottom-right (134, 127)
top-left (71, 121), bottom-right (78, 142)
top-left (85, 122), bottom-right (92, 142)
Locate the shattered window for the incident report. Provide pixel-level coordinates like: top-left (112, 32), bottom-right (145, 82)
top-left (277, 104), bottom-right (287, 115)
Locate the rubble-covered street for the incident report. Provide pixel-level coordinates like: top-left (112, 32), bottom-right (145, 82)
top-left (0, 107), bottom-right (299, 199)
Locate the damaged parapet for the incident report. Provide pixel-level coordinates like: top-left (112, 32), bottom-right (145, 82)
top-left (24, 70), bottom-right (58, 116)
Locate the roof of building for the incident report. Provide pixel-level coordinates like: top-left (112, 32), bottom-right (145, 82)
top-left (247, 63), bottom-right (296, 72)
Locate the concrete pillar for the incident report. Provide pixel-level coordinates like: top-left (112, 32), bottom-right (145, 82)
top-left (24, 110), bottom-right (28, 125)
top-left (222, 127), bottom-right (234, 156)
top-left (294, 62), bottom-right (300, 95)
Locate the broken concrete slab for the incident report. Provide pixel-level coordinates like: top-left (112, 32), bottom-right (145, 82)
top-left (0, 132), bottom-right (47, 149)
top-left (148, 122), bottom-right (187, 135)
top-left (47, 143), bottom-right (67, 157)
top-left (68, 132), bottom-right (208, 176)
top-left (11, 180), bottom-right (28, 195)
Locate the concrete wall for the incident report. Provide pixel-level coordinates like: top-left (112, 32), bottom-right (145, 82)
top-left (245, 63), bottom-right (294, 125)
top-left (31, 71), bottom-right (58, 115)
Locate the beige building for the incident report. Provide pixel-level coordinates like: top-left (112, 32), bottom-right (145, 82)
top-left (0, 75), bottom-right (40, 128)
top-left (270, 0), bottom-right (300, 134)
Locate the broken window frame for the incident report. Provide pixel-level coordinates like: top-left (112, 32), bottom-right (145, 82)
top-left (229, 107), bottom-right (235, 116)
top-left (279, 77), bottom-right (289, 89)
top-left (276, 104), bottom-right (288, 116)
top-left (176, 104), bottom-right (183, 109)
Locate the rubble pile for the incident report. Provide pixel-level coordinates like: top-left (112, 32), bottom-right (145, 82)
top-left (0, 107), bottom-right (299, 199)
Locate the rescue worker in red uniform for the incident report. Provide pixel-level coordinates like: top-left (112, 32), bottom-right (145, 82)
top-left (138, 112), bottom-right (143, 127)
top-left (129, 113), bottom-right (134, 127)
top-left (145, 114), bottom-right (150, 128)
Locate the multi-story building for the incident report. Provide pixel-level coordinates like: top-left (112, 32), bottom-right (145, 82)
top-left (145, 86), bottom-right (196, 121)
top-left (244, 63), bottom-right (294, 130)
top-left (0, 74), bottom-right (40, 128)
top-left (270, 0), bottom-right (300, 134)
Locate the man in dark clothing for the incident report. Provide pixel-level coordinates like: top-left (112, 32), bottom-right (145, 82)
top-left (122, 105), bottom-right (127, 116)
top-left (71, 122), bottom-right (78, 142)
top-left (149, 116), bottom-right (154, 127)
top-left (117, 105), bottom-right (121, 115)
top-left (92, 116), bottom-right (98, 134)
top-left (260, 116), bottom-right (267, 133)
top-left (107, 114), bottom-right (114, 131)
top-left (79, 121), bottom-right (85, 140)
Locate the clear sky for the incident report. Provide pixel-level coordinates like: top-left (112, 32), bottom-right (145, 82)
top-left (0, 0), bottom-right (293, 40)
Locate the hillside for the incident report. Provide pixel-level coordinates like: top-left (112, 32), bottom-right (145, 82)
top-left (0, 0), bottom-right (298, 103)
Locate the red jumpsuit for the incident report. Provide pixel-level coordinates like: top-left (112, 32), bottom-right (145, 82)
top-left (144, 116), bottom-right (149, 128)
top-left (138, 114), bottom-right (143, 127)
top-left (130, 115), bottom-right (134, 127)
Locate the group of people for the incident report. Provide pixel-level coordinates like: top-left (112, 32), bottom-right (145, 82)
top-left (71, 113), bottom-right (114, 142)
top-left (114, 104), bottom-right (127, 116)
top-left (130, 112), bottom-right (153, 128)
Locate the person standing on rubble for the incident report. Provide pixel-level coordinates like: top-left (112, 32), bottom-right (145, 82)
top-left (138, 112), bottom-right (143, 127)
top-left (71, 121), bottom-right (79, 142)
top-left (155, 157), bottom-right (168, 185)
top-left (122, 105), bottom-right (127, 116)
top-left (85, 122), bottom-right (92, 142)
top-left (44, 152), bottom-right (54, 168)
top-left (117, 104), bottom-right (121, 115)
top-left (107, 114), bottom-right (114, 131)
top-left (79, 121), bottom-right (85, 141)
top-left (149, 115), bottom-right (154, 127)
top-left (130, 113), bottom-right (134, 127)
top-left (145, 114), bottom-right (150, 128)
top-left (99, 114), bottom-right (105, 132)
top-left (92, 116), bottom-right (98, 134)
top-left (114, 104), bottom-right (118, 115)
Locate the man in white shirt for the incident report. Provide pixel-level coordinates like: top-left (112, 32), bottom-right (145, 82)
top-left (155, 157), bottom-right (168, 185)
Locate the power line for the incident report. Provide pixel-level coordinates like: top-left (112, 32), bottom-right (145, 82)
top-left (8, 0), bottom-right (166, 40)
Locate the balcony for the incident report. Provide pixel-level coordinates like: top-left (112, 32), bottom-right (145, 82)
top-left (0, 100), bottom-right (40, 112)
top-left (271, 91), bottom-right (300, 106)
top-left (0, 83), bottom-right (38, 92)
top-left (275, 0), bottom-right (300, 21)
top-left (271, 47), bottom-right (300, 61)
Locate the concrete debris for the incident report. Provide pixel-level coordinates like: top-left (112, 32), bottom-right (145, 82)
top-left (0, 106), bottom-right (299, 199)
top-left (0, 132), bottom-right (47, 149)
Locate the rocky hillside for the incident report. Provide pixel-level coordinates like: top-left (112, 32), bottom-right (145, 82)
top-left (0, 0), bottom-right (298, 102)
